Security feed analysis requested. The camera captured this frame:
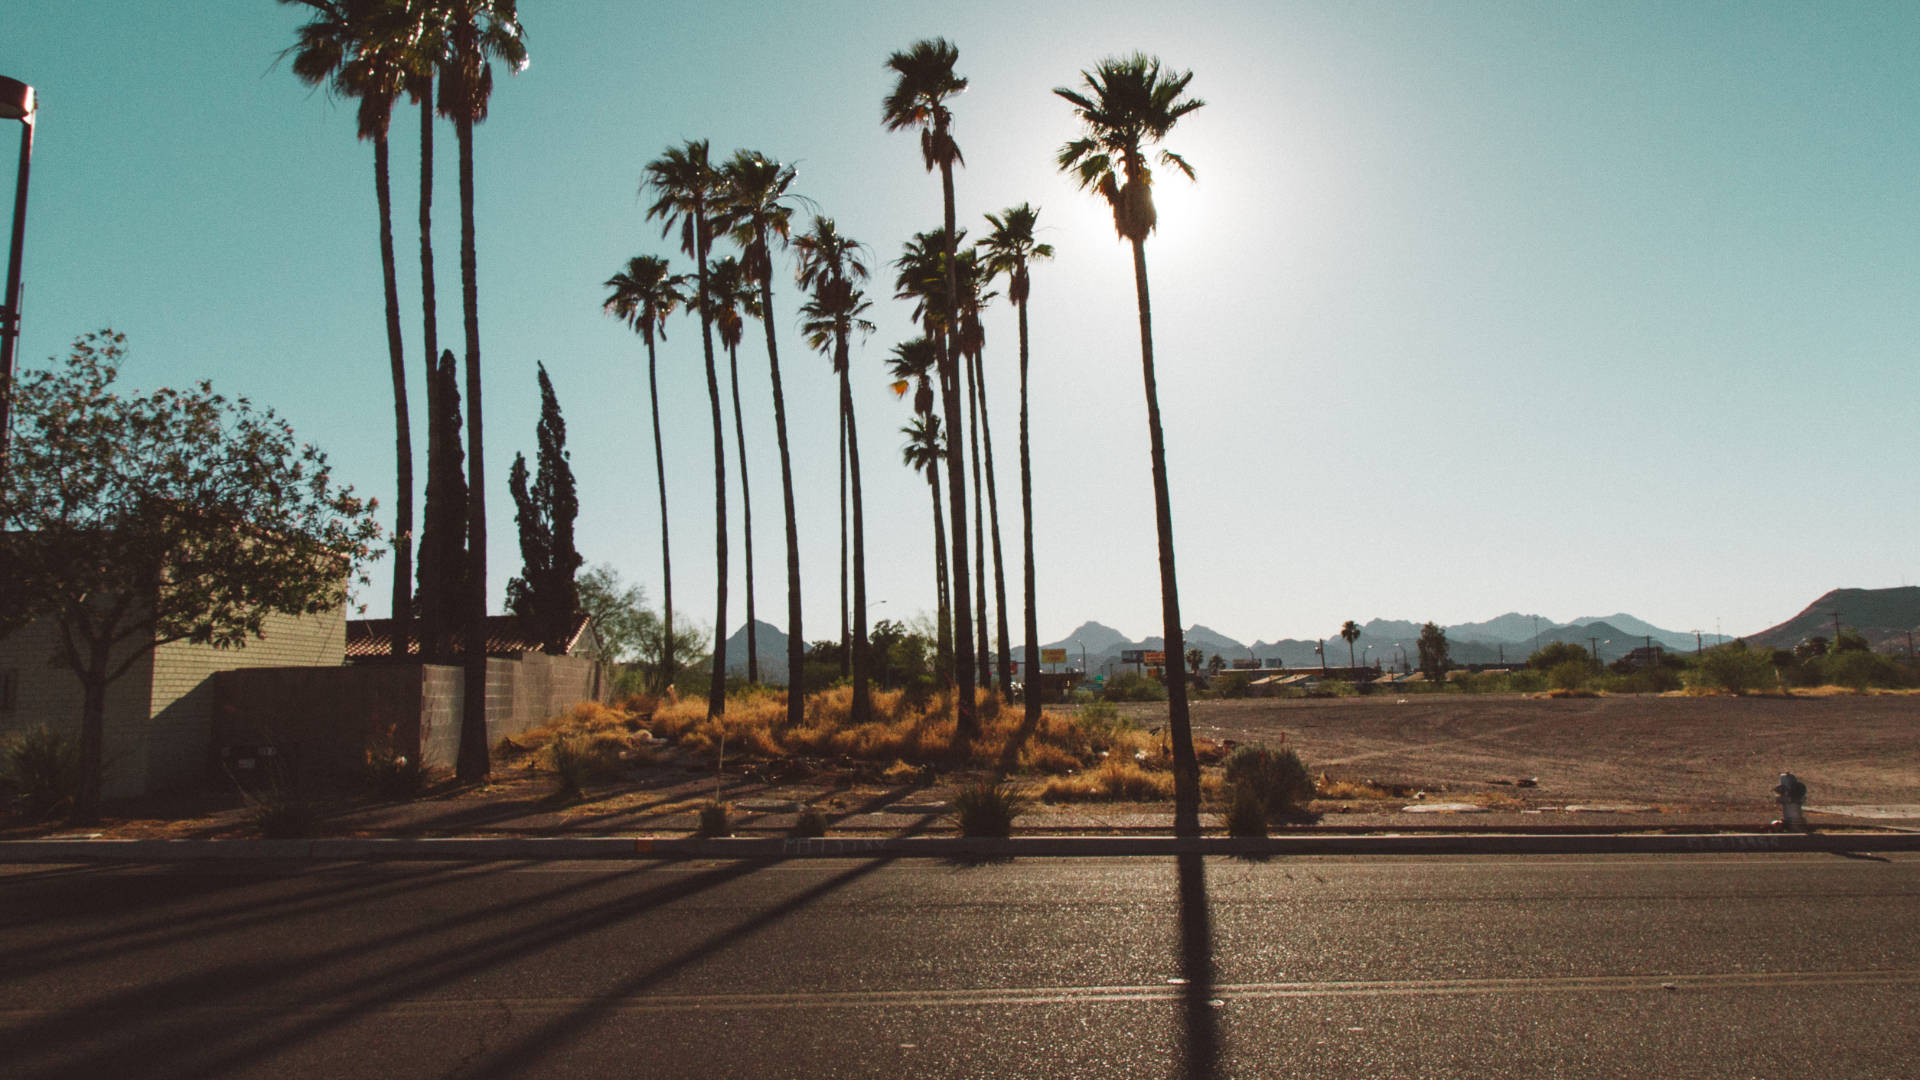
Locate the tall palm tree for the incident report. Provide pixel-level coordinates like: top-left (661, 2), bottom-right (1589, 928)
top-left (884, 37), bottom-right (978, 744)
top-left (952, 248), bottom-right (1008, 696)
top-left (645, 139), bottom-right (729, 719)
top-left (436, 0), bottom-right (524, 781)
top-left (601, 255), bottom-right (687, 692)
top-left (793, 218), bottom-right (869, 685)
top-left (1341, 620), bottom-right (1361, 672)
top-left (898, 407), bottom-right (951, 673)
top-left (715, 150), bottom-right (803, 717)
top-left (892, 228), bottom-right (965, 694)
top-left (800, 275), bottom-right (877, 724)
top-left (705, 255), bottom-right (762, 684)
top-left (279, 0), bottom-right (417, 658)
top-left (979, 204), bottom-right (1053, 723)
top-left (1056, 53), bottom-right (1204, 833)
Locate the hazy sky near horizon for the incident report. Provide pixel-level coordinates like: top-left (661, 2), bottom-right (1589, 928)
top-left (7, 1), bottom-right (1916, 648)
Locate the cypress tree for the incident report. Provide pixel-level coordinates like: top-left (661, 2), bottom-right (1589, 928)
top-left (416, 349), bottom-right (468, 661)
top-left (507, 363), bottom-right (582, 654)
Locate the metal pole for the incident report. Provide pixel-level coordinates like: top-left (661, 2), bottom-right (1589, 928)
top-left (0, 77), bottom-right (36, 478)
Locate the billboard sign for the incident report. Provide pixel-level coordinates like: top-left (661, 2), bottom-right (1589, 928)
top-left (1040, 648), bottom-right (1068, 664)
top-left (1120, 650), bottom-right (1146, 664)
top-left (1143, 651), bottom-right (1166, 665)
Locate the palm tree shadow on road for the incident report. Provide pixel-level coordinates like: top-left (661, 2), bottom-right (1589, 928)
top-left (1176, 852), bottom-right (1221, 1080)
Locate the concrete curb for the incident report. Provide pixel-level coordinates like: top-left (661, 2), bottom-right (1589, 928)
top-left (3, 832), bottom-right (1917, 863)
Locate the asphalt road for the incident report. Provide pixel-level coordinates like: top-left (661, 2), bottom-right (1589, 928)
top-left (4, 854), bottom-right (1916, 1078)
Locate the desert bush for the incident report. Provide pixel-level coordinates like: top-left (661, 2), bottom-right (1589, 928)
top-left (791, 807), bottom-right (828, 837)
top-left (1225, 786), bottom-right (1269, 837)
top-left (1689, 644), bottom-right (1775, 694)
top-left (1, 724), bottom-right (84, 818)
top-left (697, 801), bottom-right (731, 837)
top-left (1100, 672), bottom-right (1167, 702)
top-left (1547, 660), bottom-right (1591, 692)
top-left (951, 778), bottom-right (1026, 837)
top-left (362, 726), bottom-right (427, 798)
top-left (1818, 650), bottom-right (1908, 691)
top-left (1223, 743), bottom-right (1315, 815)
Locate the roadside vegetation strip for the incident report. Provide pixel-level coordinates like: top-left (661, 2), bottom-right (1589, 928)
top-left (4, 832), bottom-right (1919, 862)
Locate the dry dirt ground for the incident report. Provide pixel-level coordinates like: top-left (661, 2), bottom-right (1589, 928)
top-left (1152, 691), bottom-right (1920, 812)
top-left (6, 692), bottom-right (1915, 839)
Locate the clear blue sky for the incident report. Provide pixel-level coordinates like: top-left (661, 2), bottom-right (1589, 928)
top-left (7, 1), bottom-right (1916, 646)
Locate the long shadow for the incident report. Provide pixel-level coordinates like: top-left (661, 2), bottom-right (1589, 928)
top-left (3, 860), bottom-right (523, 977)
top-left (465, 855), bottom-right (901, 1079)
top-left (1176, 852), bottom-right (1222, 1080)
top-left (9, 859), bottom-right (769, 1080)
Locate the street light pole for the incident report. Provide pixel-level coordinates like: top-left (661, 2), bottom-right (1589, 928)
top-left (0, 75), bottom-right (36, 478)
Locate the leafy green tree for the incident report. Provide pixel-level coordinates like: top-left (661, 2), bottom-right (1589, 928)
top-left (0, 332), bottom-right (382, 822)
top-left (602, 255), bottom-right (687, 689)
top-left (437, 0), bottom-right (525, 782)
top-left (978, 204), bottom-right (1053, 723)
top-left (1833, 627), bottom-right (1871, 653)
top-left (1529, 641), bottom-right (1591, 669)
top-left (505, 363), bottom-right (581, 654)
top-left (644, 139), bottom-right (730, 720)
top-left (278, 0), bottom-right (417, 657)
top-left (884, 38), bottom-right (978, 745)
top-left (1416, 621), bottom-right (1451, 681)
top-left (1055, 53), bottom-right (1205, 833)
top-left (704, 255), bottom-right (762, 682)
top-left (716, 150), bottom-right (804, 720)
top-left (575, 563), bottom-right (649, 665)
top-left (1692, 642), bottom-right (1773, 694)
top-left (800, 273), bottom-right (877, 723)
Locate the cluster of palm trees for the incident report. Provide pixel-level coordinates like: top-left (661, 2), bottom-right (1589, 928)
top-left (279, 0), bottom-right (525, 781)
top-left (285, 9), bottom-right (1206, 828)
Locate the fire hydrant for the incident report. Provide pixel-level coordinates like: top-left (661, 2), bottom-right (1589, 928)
top-left (1773, 772), bottom-right (1808, 831)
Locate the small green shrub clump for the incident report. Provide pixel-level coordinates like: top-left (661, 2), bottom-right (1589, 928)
top-left (697, 801), bottom-right (731, 837)
top-left (1, 724), bottom-right (85, 819)
top-left (952, 778), bottom-right (1027, 837)
top-left (1072, 701), bottom-right (1140, 747)
top-left (790, 807), bottom-right (829, 838)
top-left (1547, 660), bottom-right (1591, 692)
top-left (1223, 744), bottom-right (1315, 817)
top-left (1100, 672), bottom-right (1167, 703)
top-left (1225, 786), bottom-right (1269, 837)
top-left (1690, 644), bottom-right (1775, 694)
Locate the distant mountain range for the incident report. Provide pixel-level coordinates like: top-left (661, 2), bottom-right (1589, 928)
top-left (721, 587), bottom-right (1920, 682)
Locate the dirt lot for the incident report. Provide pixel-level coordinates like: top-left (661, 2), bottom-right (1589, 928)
top-left (1133, 691), bottom-right (1920, 812)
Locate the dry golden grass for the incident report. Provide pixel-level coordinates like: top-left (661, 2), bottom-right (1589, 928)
top-left (1038, 758), bottom-right (1176, 803)
top-left (1316, 777), bottom-right (1396, 800)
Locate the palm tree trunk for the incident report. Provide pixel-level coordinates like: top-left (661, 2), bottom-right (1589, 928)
top-left (416, 89), bottom-right (440, 657)
top-left (373, 134), bottom-right (413, 660)
top-left (966, 346), bottom-right (989, 692)
top-left (937, 151), bottom-right (977, 744)
top-left (973, 343), bottom-right (1013, 699)
top-left (752, 259), bottom-right (803, 725)
top-left (647, 337), bottom-right (673, 691)
top-left (1129, 235), bottom-right (1196, 834)
top-left (727, 339), bottom-right (757, 684)
top-left (695, 214), bottom-right (728, 719)
top-left (455, 115), bottom-right (489, 783)
top-left (929, 462), bottom-right (951, 676)
top-left (838, 407), bottom-right (849, 679)
top-left (841, 350), bottom-right (870, 724)
top-left (1017, 294), bottom-right (1040, 724)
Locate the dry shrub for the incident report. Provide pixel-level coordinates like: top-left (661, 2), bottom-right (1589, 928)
top-left (1039, 758), bottom-right (1176, 803)
top-left (1016, 742), bottom-right (1082, 774)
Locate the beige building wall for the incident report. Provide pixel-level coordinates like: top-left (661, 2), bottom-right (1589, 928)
top-left (0, 615), bottom-right (156, 799)
top-left (1, 602), bottom-right (346, 798)
top-left (148, 604), bottom-right (347, 793)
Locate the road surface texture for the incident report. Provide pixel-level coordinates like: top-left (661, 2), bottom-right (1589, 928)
top-left (4, 853), bottom-right (1916, 1078)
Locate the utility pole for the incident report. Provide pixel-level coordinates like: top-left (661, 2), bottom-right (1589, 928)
top-left (1832, 610), bottom-right (1843, 646)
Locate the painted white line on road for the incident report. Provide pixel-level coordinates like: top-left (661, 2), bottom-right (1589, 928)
top-left (5, 969), bottom-right (1914, 1021)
